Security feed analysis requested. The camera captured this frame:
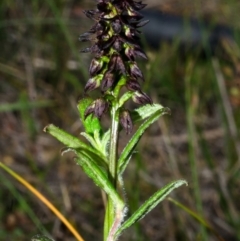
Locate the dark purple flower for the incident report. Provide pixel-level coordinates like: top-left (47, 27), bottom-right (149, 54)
top-left (126, 78), bottom-right (141, 91)
top-left (89, 58), bottom-right (104, 76)
top-left (84, 75), bottom-right (102, 93)
top-left (112, 19), bottom-right (122, 34)
top-left (85, 98), bottom-right (109, 119)
top-left (132, 91), bottom-right (152, 105)
top-left (120, 110), bottom-right (133, 134)
top-left (101, 71), bottom-right (115, 91)
top-left (130, 62), bottom-right (144, 81)
top-left (80, 0), bottom-right (150, 106)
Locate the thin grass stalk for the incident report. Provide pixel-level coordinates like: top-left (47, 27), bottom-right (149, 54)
top-left (0, 162), bottom-right (85, 241)
top-left (212, 58), bottom-right (240, 176)
top-left (0, 173), bottom-right (50, 236)
top-left (184, 59), bottom-right (207, 240)
top-left (46, 1), bottom-right (88, 78)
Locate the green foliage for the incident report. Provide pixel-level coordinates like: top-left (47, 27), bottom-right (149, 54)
top-left (46, 99), bottom-right (184, 240)
top-left (2, 1), bottom-right (239, 240)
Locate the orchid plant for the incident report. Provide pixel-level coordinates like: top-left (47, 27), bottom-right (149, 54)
top-left (37, 0), bottom-right (186, 240)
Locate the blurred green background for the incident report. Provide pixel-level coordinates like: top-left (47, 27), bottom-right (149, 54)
top-left (0, 0), bottom-right (240, 240)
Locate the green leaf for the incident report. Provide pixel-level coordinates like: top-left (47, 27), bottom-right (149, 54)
top-left (115, 180), bottom-right (187, 239)
top-left (31, 234), bottom-right (54, 241)
top-left (77, 97), bottom-right (102, 135)
top-left (75, 152), bottom-right (123, 208)
top-left (80, 132), bottom-right (99, 151)
top-left (101, 129), bottom-right (110, 155)
top-left (131, 103), bottom-right (167, 123)
top-left (44, 124), bottom-right (107, 163)
top-left (80, 129), bottom-right (110, 158)
top-left (44, 124), bottom-right (88, 149)
top-left (118, 107), bottom-right (170, 175)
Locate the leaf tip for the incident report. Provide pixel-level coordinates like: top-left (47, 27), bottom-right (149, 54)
top-left (60, 147), bottom-right (75, 156)
top-left (163, 107), bottom-right (171, 116)
top-left (176, 179), bottom-right (188, 188)
top-left (43, 124), bottom-right (53, 133)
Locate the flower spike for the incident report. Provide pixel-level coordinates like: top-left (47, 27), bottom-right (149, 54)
top-left (80, 0), bottom-right (150, 103)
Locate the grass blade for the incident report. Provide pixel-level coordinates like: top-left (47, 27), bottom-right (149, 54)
top-left (168, 197), bottom-right (226, 241)
top-left (0, 162), bottom-right (85, 241)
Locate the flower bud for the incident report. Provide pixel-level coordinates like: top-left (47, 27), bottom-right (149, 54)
top-left (101, 71), bottom-right (115, 91)
top-left (89, 58), bottom-right (104, 76)
top-left (113, 38), bottom-right (123, 52)
top-left (112, 19), bottom-right (122, 34)
top-left (136, 19), bottom-right (149, 27)
top-left (80, 44), bottom-right (100, 54)
top-left (125, 46), bottom-right (135, 60)
top-left (133, 47), bottom-right (148, 59)
top-left (79, 32), bottom-right (92, 42)
top-left (127, 8), bottom-right (141, 17)
top-left (120, 110), bottom-right (133, 134)
top-left (108, 54), bottom-right (117, 71)
top-left (125, 46), bottom-right (147, 61)
top-left (88, 22), bottom-right (103, 34)
top-left (125, 27), bottom-right (139, 40)
top-left (84, 75), bottom-right (102, 93)
top-left (126, 78), bottom-right (141, 91)
top-left (85, 98), bottom-right (109, 119)
top-left (130, 62), bottom-right (144, 81)
top-left (115, 55), bottom-right (126, 74)
top-left (83, 10), bottom-right (98, 20)
top-left (108, 54), bottom-right (126, 74)
top-left (132, 91), bottom-right (152, 105)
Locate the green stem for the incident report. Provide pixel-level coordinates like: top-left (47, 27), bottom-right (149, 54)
top-left (104, 104), bottom-right (120, 241)
top-left (109, 105), bottom-right (119, 186)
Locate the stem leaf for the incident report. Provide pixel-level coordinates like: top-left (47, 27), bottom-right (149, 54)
top-left (75, 152), bottom-right (123, 207)
top-left (132, 103), bottom-right (167, 123)
top-left (44, 124), bottom-right (88, 149)
top-left (118, 107), bottom-right (170, 175)
top-left (115, 180), bottom-right (187, 239)
top-left (44, 124), bottom-right (106, 162)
